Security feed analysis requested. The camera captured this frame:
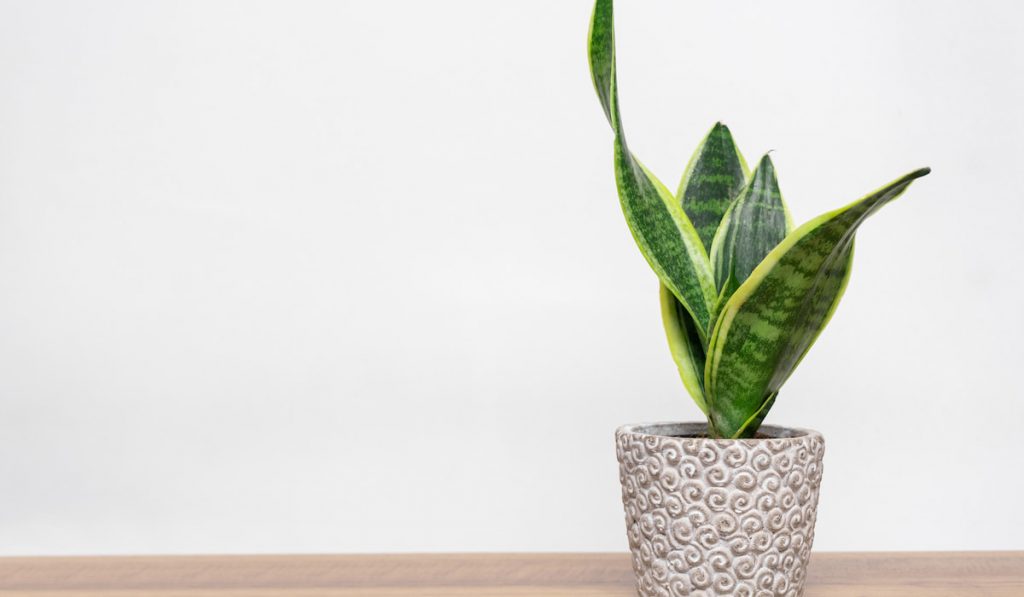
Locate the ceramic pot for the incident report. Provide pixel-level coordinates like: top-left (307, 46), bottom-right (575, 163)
top-left (615, 422), bottom-right (825, 597)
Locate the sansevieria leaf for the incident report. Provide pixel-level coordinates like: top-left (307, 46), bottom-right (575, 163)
top-left (709, 154), bottom-right (792, 296)
top-left (678, 122), bottom-right (750, 251)
top-left (660, 284), bottom-right (707, 413)
top-left (589, 0), bottom-right (716, 335)
top-left (705, 168), bottom-right (931, 438)
top-left (660, 122), bottom-right (748, 409)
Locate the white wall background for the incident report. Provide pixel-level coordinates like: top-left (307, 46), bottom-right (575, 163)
top-left (1, 0), bottom-right (1022, 555)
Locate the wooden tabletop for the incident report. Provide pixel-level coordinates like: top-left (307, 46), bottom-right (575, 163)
top-left (0, 552), bottom-right (1021, 596)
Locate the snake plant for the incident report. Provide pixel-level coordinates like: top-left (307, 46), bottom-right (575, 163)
top-left (588, 0), bottom-right (930, 438)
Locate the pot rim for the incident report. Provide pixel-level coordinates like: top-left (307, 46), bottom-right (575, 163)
top-left (617, 421), bottom-right (822, 442)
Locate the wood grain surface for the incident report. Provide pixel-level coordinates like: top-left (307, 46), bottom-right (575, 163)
top-left (0, 552), bottom-right (1021, 596)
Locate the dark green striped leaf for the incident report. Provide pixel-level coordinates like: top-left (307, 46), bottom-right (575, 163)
top-left (659, 123), bottom-right (750, 410)
top-left (589, 0), bottom-right (716, 334)
top-left (677, 122), bottom-right (749, 251)
top-left (705, 168), bottom-right (931, 438)
top-left (710, 154), bottom-right (792, 296)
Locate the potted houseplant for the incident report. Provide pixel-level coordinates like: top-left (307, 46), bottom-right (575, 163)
top-left (588, 1), bottom-right (929, 595)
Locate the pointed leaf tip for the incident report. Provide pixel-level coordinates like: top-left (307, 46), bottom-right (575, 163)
top-left (709, 153), bottom-right (789, 296)
top-left (758, 153), bottom-right (780, 180)
top-left (678, 122), bottom-right (749, 251)
top-left (893, 167), bottom-right (931, 184)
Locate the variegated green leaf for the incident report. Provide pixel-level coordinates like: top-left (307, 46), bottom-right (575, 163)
top-left (705, 168), bottom-right (930, 438)
top-left (660, 284), bottom-right (707, 413)
top-left (589, 0), bottom-right (716, 334)
top-left (677, 122), bottom-right (750, 251)
top-left (658, 123), bottom-right (749, 411)
top-left (709, 154), bottom-right (792, 295)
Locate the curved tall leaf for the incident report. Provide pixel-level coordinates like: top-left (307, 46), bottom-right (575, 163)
top-left (589, 0), bottom-right (716, 334)
top-left (677, 122), bottom-right (750, 251)
top-left (705, 168), bottom-right (930, 438)
top-left (710, 154), bottom-right (792, 295)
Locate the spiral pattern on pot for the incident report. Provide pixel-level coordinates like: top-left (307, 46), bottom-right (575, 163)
top-left (616, 423), bottom-right (824, 597)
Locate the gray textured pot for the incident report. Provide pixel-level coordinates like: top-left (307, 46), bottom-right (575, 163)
top-left (615, 422), bottom-right (825, 597)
